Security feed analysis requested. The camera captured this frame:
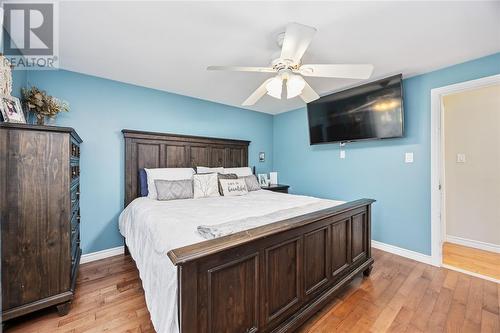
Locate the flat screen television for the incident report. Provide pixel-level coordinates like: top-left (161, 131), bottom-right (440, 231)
top-left (307, 74), bottom-right (404, 145)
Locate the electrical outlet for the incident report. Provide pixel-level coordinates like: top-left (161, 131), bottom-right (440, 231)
top-left (405, 152), bottom-right (414, 163)
top-left (456, 153), bottom-right (466, 163)
top-left (340, 150), bottom-right (346, 159)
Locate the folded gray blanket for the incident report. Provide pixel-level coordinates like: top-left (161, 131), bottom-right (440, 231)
top-left (197, 201), bottom-right (339, 239)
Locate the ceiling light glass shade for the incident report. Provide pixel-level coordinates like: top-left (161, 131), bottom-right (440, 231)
top-left (286, 75), bottom-right (306, 99)
top-left (266, 76), bottom-right (283, 99)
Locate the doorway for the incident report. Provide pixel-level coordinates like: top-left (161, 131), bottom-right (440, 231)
top-left (430, 74), bottom-right (500, 282)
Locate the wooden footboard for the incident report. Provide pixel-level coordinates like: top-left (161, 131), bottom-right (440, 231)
top-left (168, 199), bottom-right (375, 333)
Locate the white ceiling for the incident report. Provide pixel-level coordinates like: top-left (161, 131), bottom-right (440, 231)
top-left (58, 1), bottom-right (500, 114)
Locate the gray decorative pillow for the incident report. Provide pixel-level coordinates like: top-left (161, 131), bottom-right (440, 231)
top-left (155, 179), bottom-right (193, 201)
top-left (218, 173), bottom-right (238, 195)
top-left (240, 175), bottom-right (261, 191)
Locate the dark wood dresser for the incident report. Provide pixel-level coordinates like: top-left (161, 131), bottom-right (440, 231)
top-left (0, 123), bottom-right (82, 321)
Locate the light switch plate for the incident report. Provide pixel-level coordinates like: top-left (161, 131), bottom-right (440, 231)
top-left (405, 152), bottom-right (414, 163)
top-left (456, 153), bottom-right (466, 163)
top-left (340, 150), bottom-right (346, 159)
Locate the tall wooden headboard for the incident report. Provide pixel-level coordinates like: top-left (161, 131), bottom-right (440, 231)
top-left (123, 129), bottom-right (250, 206)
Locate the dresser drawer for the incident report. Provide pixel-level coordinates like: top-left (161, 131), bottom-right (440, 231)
top-left (71, 223), bottom-right (79, 245)
top-left (71, 183), bottom-right (80, 213)
top-left (71, 166), bottom-right (80, 182)
top-left (70, 247), bottom-right (81, 288)
top-left (70, 215), bottom-right (81, 283)
top-left (71, 139), bottom-right (80, 159)
top-left (71, 227), bottom-right (80, 263)
top-left (71, 209), bottom-right (80, 233)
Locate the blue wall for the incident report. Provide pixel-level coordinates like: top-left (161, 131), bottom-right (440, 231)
top-left (24, 70), bottom-right (274, 254)
top-left (11, 52), bottom-right (499, 256)
top-left (273, 53), bottom-right (500, 255)
top-left (12, 70), bottom-right (27, 98)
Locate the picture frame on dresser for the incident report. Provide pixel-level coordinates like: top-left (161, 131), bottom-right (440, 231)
top-left (0, 95), bottom-right (25, 123)
top-left (258, 173), bottom-right (269, 186)
top-left (0, 123), bottom-right (82, 322)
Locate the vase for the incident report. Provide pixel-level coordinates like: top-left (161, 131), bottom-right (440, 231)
top-left (36, 116), bottom-right (45, 125)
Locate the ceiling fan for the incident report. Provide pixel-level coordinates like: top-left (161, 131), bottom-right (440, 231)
top-left (207, 22), bottom-right (374, 106)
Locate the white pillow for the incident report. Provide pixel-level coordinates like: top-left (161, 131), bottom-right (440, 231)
top-left (193, 173), bottom-right (220, 199)
top-left (197, 166), bottom-right (224, 174)
top-left (223, 167), bottom-right (253, 177)
top-left (145, 168), bottom-right (195, 200)
top-left (219, 179), bottom-right (248, 196)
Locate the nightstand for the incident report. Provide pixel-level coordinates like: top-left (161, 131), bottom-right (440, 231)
top-left (261, 184), bottom-right (289, 193)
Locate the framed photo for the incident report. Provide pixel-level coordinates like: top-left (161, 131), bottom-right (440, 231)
top-left (258, 174), bottom-right (269, 187)
top-left (0, 95), bottom-right (26, 123)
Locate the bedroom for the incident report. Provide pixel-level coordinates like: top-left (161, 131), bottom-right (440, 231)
top-left (0, 1), bottom-right (499, 332)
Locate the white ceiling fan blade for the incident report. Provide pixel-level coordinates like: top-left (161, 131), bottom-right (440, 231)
top-left (299, 80), bottom-right (320, 103)
top-left (280, 22), bottom-right (317, 64)
top-left (207, 66), bottom-right (275, 73)
top-left (242, 78), bottom-right (273, 106)
top-left (299, 64), bottom-right (374, 79)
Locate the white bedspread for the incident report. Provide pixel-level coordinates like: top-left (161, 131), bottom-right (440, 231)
top-left (118, 190), bottom-right (343, 333)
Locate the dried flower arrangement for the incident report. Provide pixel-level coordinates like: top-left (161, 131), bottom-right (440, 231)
top-left (0, 54), bottom-right (13, 96)
top-left (22, 86), bottom-right (69, 125)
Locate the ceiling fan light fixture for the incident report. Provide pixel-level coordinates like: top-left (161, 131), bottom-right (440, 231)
top-left (209, 22), bottom-right (375, 106)
top-left (266, 76), bottom-right (283, 99)
top-left (286, 75), bottom-right (306, 99)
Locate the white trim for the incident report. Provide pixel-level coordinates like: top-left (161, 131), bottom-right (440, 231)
top-left (442, 264), bottom-right (500, 284)
top-left (80, 246), bottom-right (124, 264)
top-left (79, 243), bottom-right (499, 283)
top-left (371, 240), bottom-right (436, 266)
top-left (445, 235), bottom-right (500, 254)
top-left (430, 74), bottom-right (500, 267)
top-left (371, 240), bottom-right (499, 283)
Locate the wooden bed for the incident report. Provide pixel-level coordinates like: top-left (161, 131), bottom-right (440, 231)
top-left (123, 129), bottom-right (374, 333)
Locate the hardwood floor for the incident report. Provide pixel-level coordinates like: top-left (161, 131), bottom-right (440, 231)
top-left (443, 242), bottom-right (500, 281)
top-left (5, 248), bottom-right (500, 333)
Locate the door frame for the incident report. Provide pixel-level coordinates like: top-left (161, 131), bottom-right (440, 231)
top-left (430, 73), bottom-right (500, 266)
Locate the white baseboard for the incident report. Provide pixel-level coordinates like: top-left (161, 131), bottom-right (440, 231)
top-left (80, 246), bottom-right (124, 264)
top-left (78, 242), bottom-right (498, 284)
top-left (442, 264), bottom-right (500, 284)
top-left (371, 240), bottom-right (436, 266)
top-left (81, 241), bottom-right (435, 266)
top-left (445, 235), bottom-right (500, 254)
